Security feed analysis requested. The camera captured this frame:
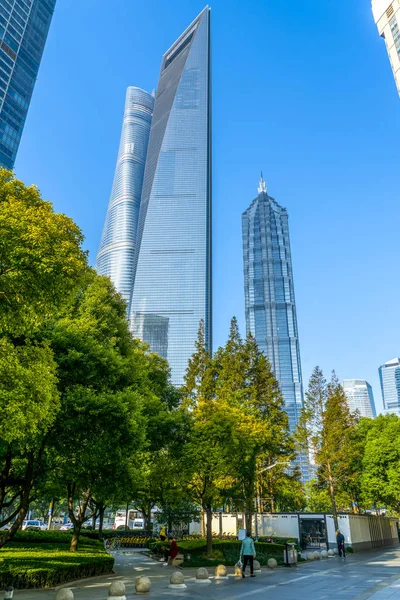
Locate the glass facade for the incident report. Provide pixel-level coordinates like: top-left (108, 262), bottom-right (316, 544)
top-left (379, 357), bottom-right (400, 416)
top-left (242, 177), bottom-right (307, 478)
top-left (129, 7), bottom-right (212, 386)
top-left (343, 379), bottom-right (376, 418)
top-left (96, 87), bottom-right (154, 304)
top-left (0, 0), bottom-right (55, 169)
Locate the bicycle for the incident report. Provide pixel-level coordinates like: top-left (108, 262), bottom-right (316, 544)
top-left (105, 537), bottom-right (121, 551)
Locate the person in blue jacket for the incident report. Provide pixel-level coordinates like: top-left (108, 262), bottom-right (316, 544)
top-left (240, 531), bottom-right (256, 578)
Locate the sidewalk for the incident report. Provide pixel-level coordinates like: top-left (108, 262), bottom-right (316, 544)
top-left (10, 544), bottom-right (400, 600)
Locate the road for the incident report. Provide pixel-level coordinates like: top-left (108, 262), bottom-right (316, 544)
top-left (14, 545), bottom-right (400, 600)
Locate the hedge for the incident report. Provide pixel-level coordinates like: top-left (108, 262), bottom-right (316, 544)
top-left (0, 540), bottom-right (113, 589)
top-left (10, 531), bottom-right (99, 545)
top-left (150, 539), bottom-right (285, 567)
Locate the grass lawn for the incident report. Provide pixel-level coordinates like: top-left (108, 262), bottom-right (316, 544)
top-left (0, 536), bottom-right (114, 589)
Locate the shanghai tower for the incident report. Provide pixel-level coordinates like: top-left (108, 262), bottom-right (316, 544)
top-left (242, 176), bottom-right (306, 477)
top-left (97, 87), bottom-right (154, 303)
top-left (129, 7), bottom-right (212, 386)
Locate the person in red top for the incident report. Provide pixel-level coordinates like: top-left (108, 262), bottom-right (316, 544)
top-left (163, 536), bottom-right (178, 565)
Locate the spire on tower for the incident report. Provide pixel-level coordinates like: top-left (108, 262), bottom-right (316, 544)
top-left (258, 171), bottom-right (267, 194)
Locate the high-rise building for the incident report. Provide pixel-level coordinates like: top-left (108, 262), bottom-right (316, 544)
top-left (96, 87), bottom-right (154, 304)
top-left (372, 0), bottom-right (400, 96)
top-left (343, 379), bottom-right (376, 418)
top-left (0, 0), bottom-right (56, 169)
top-left (379, 357), bottom-right (400, 415)
top-left (129, 7), bottom-right (212, 386)
top-left (242, 176), bottom-right (304, 442)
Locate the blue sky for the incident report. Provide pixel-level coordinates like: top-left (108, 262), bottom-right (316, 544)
top-left (15, 0), bottom-right (399, 413)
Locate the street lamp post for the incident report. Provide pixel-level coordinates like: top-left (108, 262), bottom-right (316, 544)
top-left (254, 462), bottom-right (290, 542)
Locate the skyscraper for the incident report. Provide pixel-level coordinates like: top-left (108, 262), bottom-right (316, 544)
top-left (96, 87), bottom-right (154, 304)
top-left (372, 0), bottom-right (400, 96)
top-left (129, 7), bottom-right (212, 386)
top-left (379, 357), bottom-right (400, 415)
top-left (0, 0), bottom-right (56, 169)
top-left (343, 379), bottom-right (376, 418)
top-left (242, 176), bottom-right (304, 436)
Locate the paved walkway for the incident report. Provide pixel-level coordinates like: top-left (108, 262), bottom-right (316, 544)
top-left (12, 545), bottom-right (400, 600)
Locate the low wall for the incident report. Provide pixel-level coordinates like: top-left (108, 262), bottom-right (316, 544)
top-left (189, 511), bottom-right (399, 552)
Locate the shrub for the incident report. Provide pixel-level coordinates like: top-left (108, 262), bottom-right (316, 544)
top-left (11, 531), bottom-right (100, 546)
top-left (0, 540), bottom-right (113, 589)
top-left (149, 539), bottom-right (285, 567)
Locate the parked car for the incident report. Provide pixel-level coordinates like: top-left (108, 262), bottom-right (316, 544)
top-left (59, 523), bottom-right (73, 531)
top-left (22, 520), bottom-right (47, 531)
top-left (0, 525), bottom-right (10, 530)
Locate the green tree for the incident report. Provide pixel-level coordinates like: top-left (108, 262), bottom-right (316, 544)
top-left (297, 368), bottom-right (358, 528)
top-left (359, 414), bottom-right (400, 515)
top-left (180, 319), bottom-right (298, 550)
top-left (0, 171), bottom-right (88, 547)
top-left (45, 275), bottom-right (154, 550)
top-left (0, 169), bottom-right (87, 337)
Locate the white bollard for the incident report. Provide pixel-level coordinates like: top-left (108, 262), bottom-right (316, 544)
top-left (135, 576), bottom-right (151, 595)
top-left (168, 571), bottom-right (187, 589)
top-left (55, 590), bottom-right (74, 600)
top-left (195, 567), bottom-right (211, 585)
top-left (107, 581), bottom-right (126, 600)
top-left (253, 560), bottom-right (262, 573)
top-left (215, 564), bottom-right (228, 580)
top-left (321, 550), bottom-right (329, 559)
top-left (267, 558), bottom-right (278, 569)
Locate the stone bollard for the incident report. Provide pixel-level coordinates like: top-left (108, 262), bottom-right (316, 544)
top-left (168, 571), bottom-right (187, 590)
top-left (267, 558), bottom-right (278, 569)
top-left (107, 581), bottom-right (126, 600)
top-left (55, 590), bottom-right (74, 600)
top-left (328, 549), bottom-right (335, 557)
top-left (215, 564), bottom-right (228, 580)
top-left (321, 550), bottom-right (329, 559)
top-left (253, 560), bottom-right (261, 573)
top-left (306, 552), bottom-right (315, 561)
top-left (135, 576), bottom-right (151, 595)
top-left (195, 567), bottom-right (211, 585)
top-left (313, 551), bottom-right (321, 560)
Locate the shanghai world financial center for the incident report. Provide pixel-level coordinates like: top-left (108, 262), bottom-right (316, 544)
top-left (97, 7), bottom-right (212, 386)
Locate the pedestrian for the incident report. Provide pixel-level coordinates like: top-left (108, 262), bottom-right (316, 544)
top-left (336, 530), bottom-right (346, 558)
top-left (159, 525), bottom-right (167, 542)
top-left (240, 531), bottom-right (256, 578)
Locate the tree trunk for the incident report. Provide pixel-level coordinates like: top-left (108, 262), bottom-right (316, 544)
top-left (200, 507), bottom-right (205, 537)
top-left (99, 504), bottom-right (105, 536)
top-left (125, 502), bottom-right (129, 529)
top-left (327, 462), bottom-right (338, 530)
top-left (70, 523), bottom-right (82, 552)
top-left (67, 484), bottom-right (94, 552)
top-left (0, 452), bottom-right (35, 548)
top-left (205, 505), bottom-right (213, 554)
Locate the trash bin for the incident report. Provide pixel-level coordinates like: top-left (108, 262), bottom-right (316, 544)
top-left (284, 542), bottom-right (297, 567)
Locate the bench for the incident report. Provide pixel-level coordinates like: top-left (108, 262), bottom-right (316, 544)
top-left (169, 553), bottom-right (184, 567)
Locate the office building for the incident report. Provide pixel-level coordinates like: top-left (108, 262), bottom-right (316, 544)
top-left (96, 87), bottom-right (154, 303)
top-left (379, 357), bottom-right (400, 415)
top-left (129, 7), bottom-right (212, 386)
top-left (242, 176), bottom-right (305, 457)
top-left (372, 0), bottom-right (400, 95)
top-left (0, 0), bottom-right (56, 169)
top-left (343, 379), bottom-right (376, 418)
